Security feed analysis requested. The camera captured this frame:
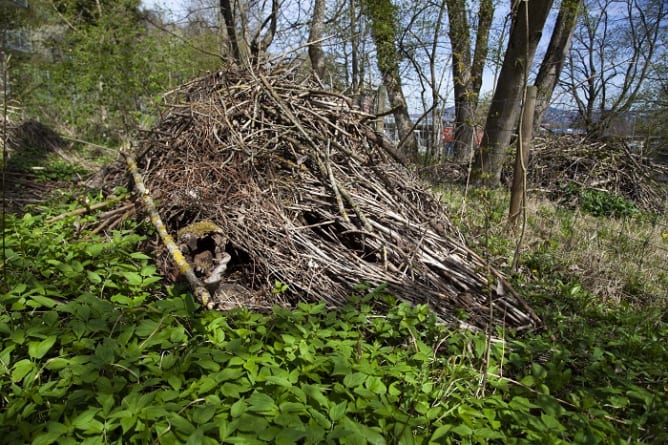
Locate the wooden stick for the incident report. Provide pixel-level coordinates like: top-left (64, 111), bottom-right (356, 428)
top-left (46, 196), bottom-right (122, 223)
top-left (121, 144), bottom-right (213, 308)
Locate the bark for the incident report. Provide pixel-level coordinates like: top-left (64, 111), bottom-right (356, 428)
top-left (533, 0), bottom-right (582, 133)
top-left (308, 0), bottom-right (327, 79)
top-left (508, 86), bottom-right (536, 227)
top-left (349, 0), bottom-right (360, 93)
top-left (220, 0), bottom-right (241, 63)
top-left (446, 0), bottom-right (494, 163)
top-left (364, 0), bottom-right (418, 162)
top-left (473, 0), bottom-right (553, 186)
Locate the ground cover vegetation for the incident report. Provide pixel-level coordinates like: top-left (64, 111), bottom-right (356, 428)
top-left (1, 177), bottom-right (666, 443)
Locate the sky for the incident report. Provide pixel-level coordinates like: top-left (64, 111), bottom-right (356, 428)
top-left (141, 0), bottom-right (187, 18)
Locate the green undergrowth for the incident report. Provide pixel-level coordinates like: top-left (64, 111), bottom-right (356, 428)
top-left (0, 193), bottom-right (666, 443)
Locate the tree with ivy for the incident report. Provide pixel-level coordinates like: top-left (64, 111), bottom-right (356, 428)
top-left (363, 0), bottom-right (418, 162)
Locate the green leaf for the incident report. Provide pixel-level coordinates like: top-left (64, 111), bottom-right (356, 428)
top-left (32, 423), bottom-right (68, 445)
top-left (237, 413), bottom-right (269, 433)
top-left (167, 374), bottom-right (182, 390)
top-left (541, 413), bottom-right (566, 432)
top-left (222, 382), bottom-right (250, 398)
top-left (451, 424), bottom-right (473, 437)
top-left (28, 295), bottom-right (59, 309)
top-left (136, 319), bottom-right (159, 337)
top-left (9, 283), bottom-right (28, 295)
top-left (430, 424), bottom-right (452, 441)
top-left (87, 271), bottom-right (103, 284)
top-left (329, 401), bottom-right (347, 422)
top-left (265, 375), bottom-right (293, 388)
top-left (72, 408), bottom-right (104, 433)
top-left (197, 376), bottom-right (218, 393)
top-left (365, 376), bottom-right (387, 394)
top-left (520, 375), bottom-right (535, 387)
top-left (275, 428), bottom-right (308, 445)
top-left (85, 243), bottom-right (106, 257)
top-left (279, 402), bottom-right (307, 415)
top-left (12, 359), bottom-right (35, 382)
top-left (302, 384), bottom-right (329, 408)
top-left (168, 413), bottom-right (196, 435)
top-left (111, 294), bottom-right (134, 306)
top-left (472, 428), bottom-right (504, 440)
top-left (192, 405), bottom-right (216, 425)
top-left (343, 372), bottom-right (367, 388)
top-left (231, 399), bottom-right (247, 417)
top-left (28, 336), bottom-right (58, 359)
top-left (247, 391), bottom-right (278, 415)
top-left (123, 271), bottom-right (144, 286)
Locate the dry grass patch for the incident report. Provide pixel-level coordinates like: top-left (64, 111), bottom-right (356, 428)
top-left (440, 187), bottom-right (668, 307)
top-left (523, 198), bottom-right (668, 304)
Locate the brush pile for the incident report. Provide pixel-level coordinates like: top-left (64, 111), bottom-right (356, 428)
top-left (526, 136), bottom-right (668, 213)
top-left (96, 65), bottom-right (540, 331)
top-left (2, 119), bottom-right (77, 212)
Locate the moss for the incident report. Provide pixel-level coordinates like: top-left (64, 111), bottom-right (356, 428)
top-left (177, 220), bottom-right (223, 239)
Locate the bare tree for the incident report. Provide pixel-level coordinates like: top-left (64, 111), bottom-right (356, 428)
top-left (397, 0), bottom-right (451, 162)
top-left (564, 0), bottom-right (666, 137)
top-left (533, 0), bottom-right (583, 132)
top-left (472, 0), bottom-right (554, 186)
top-left (219, 0), bottom-right (280, 64)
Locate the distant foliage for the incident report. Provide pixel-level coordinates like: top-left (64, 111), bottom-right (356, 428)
top-left (12, 1), bottom-right (221, 144)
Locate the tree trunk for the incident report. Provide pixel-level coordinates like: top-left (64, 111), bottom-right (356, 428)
top-left (308, 0), bottom-right (327, 80)
top-left (364, 0), bottom-right (418, 162)
top-left (533, 0), bottom-right (582, 133)
top-left (446, 0), bottom-right (494, 163)
top-left (473, 0), bottom-right (553, 186)
top-left (349, 0), bottom-right (360, 93)
top-left (220, 0), bottom-right (241, 63)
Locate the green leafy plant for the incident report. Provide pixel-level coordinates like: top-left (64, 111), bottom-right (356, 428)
top-left (1, 188), bottom-right (667, 444)
top-left (580, 189), bottom-right (639, 217)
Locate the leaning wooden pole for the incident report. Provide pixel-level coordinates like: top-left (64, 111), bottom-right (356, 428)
top-left (121, 144), bottom-right (213, 308)
top-left (508, 86), bottom-right (537, 226)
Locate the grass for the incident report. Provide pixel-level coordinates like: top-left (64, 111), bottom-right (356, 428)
top-left (440, 186), bottom-right (668, 305)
